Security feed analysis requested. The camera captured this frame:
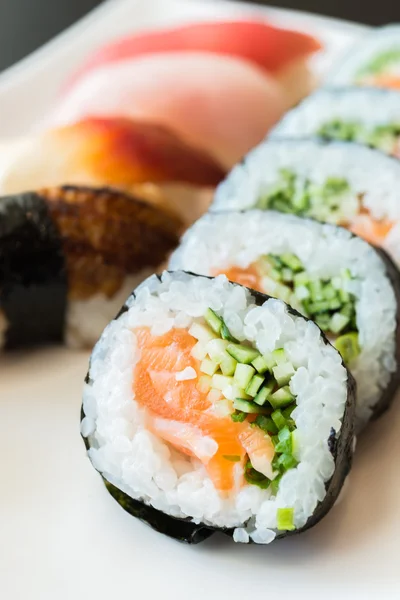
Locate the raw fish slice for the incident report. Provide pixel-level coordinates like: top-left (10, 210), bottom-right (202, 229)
top-left (50, 53), bottom-right (288, 167)
top-left (66, 19), bottom-right (321, 87)
top-left (0, 118), bottom-right (224, 224)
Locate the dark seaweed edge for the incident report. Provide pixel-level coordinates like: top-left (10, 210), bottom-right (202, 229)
top-left (0, 191), bottom-right (67, 349)
top-left (81, 272), bottom-right (356, 544)
top-left (368, 247), bottom-right (400, 421)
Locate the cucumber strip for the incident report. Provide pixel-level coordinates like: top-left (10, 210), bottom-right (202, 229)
top-left (211, 374), bottom-right (234, 391)
top-left (252, 355), bottom-right (270, 374)
top-left (206, 338), bottom-right (229, 361)
top-left (227, 343), bottom-right (260, 364)
top-left (200, 358), bottom-right (219, 376)
top-left (272, 362), bottom-right (295, 387)
top-left (233, 398), bottom-right (268, 414)
top-left (233, 363), bottom-right (255, 389)
top-left (280, 253), bottom-right (303, 272)
top-left (220, 354), bottom-right (237, 377)
top-left (253, 382), bottom-right (274, 406)
top-left (245, 374), bottom-right (265, 398)
top-left (272, 348), bottom-right (287, 365)
top-left (308, 300), bottom-right (331, 313)
top-left (189, 322), bottom-right (216, 343)
top-left (269, 386), bottom-right (294, 409)
top-left (281, 268), bottom-right (294, 282)
top-left (204, 308), bottom-right (222, 335)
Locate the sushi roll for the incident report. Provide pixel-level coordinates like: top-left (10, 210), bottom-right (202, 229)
top-left (328, 24), bottom-right (400, 89)
top-left (212, 138), bottom-right (400, 266)
top-left (271, 87), bottom-right (400, 157)
top-left (0, 186), bottom-right (181, 350)
top-left (81, 271), bottom-right (356, 544)
top-left (170, 211), bottom-right (400, 429)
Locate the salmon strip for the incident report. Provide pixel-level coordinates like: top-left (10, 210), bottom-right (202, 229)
top-left (133, 326), bottom-right (274, 492)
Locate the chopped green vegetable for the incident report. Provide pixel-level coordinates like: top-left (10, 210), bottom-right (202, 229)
top-left (269, 475), bottom-right (282, 496)
top-left (231, 410), bottom-right (246, 423)
top-left (329, 312), bottom-right (350, 334)
top-left (276, 453), bottom-right (298, 471)
top-left (273, 426), bottom-right (292, 454)
top-left (233, 398), bottom-right (268, 414)
top-left (227, 343), bottom-right (260, 364)
top-left (271, 409), bottom-right (287, 430)
top-left (280, 253), bottom-right (303, 272)
top-left (269, 386), bottom-right (294, 409)
top-left (211, 373), bottom-right (233, 391)
top-left (234, 363), bottom-right (255, 389)
top-left (335, 332), bottom-right (360, 364)
top-left (252, 354), bottom-right (270, 374)
top-left (272, 348), bottom-right (287, 365)
top-left (244, 460), bottom-right (271, 489)
top-left (253, 382), bottom-right (274, 406)
top-left (220, 354), bottom-right (237, 377)
top-left (272, 362), bottom-right (295, 387)
top-left (200, 358), bottom-right (219, 377)
top-left (245, 374), bottom-right (265, 397)
top-left (277, 507), bottom-right (295, 531)
top-left (220, 321), bottom-right (237, 342)
top-left (204, 308), bottom-right (223, 335)
top-left (255, 415), bottom-right (278, 435)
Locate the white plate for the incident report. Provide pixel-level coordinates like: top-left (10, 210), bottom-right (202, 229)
top-left (1, 2), bottom-right (398, 600)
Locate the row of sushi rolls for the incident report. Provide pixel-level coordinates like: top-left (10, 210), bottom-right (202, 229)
top-left (3, 18), bottom-right (400, 545)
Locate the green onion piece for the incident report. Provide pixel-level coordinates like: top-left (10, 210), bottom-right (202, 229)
top-left (255, 415), bottom-right (278, 435)
top-left (277, 453), bottom-right (298, 471)
top-left (273, 426), bottom-right (292, 454)
top-left (271, 409), bottom-right (286, 430)
top-left (277, 507), bottom-right (295, 531)
top-left (244, 461), bottom-right (271, 489)
top-left (231, 410), bottom-right (246, 423)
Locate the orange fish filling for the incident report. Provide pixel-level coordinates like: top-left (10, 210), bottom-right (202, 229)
top-left (133, 327), bottom-right (274, 492)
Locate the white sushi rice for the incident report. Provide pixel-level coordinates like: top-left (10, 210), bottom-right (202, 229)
top-left (170, 211), bottom-right (398, 427)
top-left (82, 271), bottom-right (349, 543)
top-left (212, 138), bottom-right (400, 265)
top-left (271, 87), bottom-right (400, 141)
top-left (327, 25), bottom-right (400, 84)
top-left (66, 270), bottom-right (153, 348)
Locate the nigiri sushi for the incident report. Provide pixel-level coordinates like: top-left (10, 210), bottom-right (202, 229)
top-left (0, 118), bottom-right (225, 225)
top-left (50, 53), bottom-right (288, 168)
top-left (0, 186), bottom-right (181, 350)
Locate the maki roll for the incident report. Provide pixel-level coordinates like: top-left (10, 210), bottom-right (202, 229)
top-left (271, 87), bottom-right (400, 157)
top-left (212, 138), bottom-right (400, 266)
top-left (81, 271), bottom-right (355, 544)
top-left (0, 186), bottom-right (181, 350)
top-left (170, 211), bottom-right (400, 428)
top-left (328, 24), bottom-right (400, 89)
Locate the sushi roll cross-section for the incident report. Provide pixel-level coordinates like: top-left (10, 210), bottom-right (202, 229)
top-left (271, 87), bottom-right (400, 157)
top-left (81, 271), bottom-right (355, 544)
top-left (212, 138), bottom-right (400, 265)
top-left (170, 211), bottom-right (400, 429)
top-left (328, 25), bottom-right (400, 89)
top-left (0, 186), bottom-right (181, 350)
